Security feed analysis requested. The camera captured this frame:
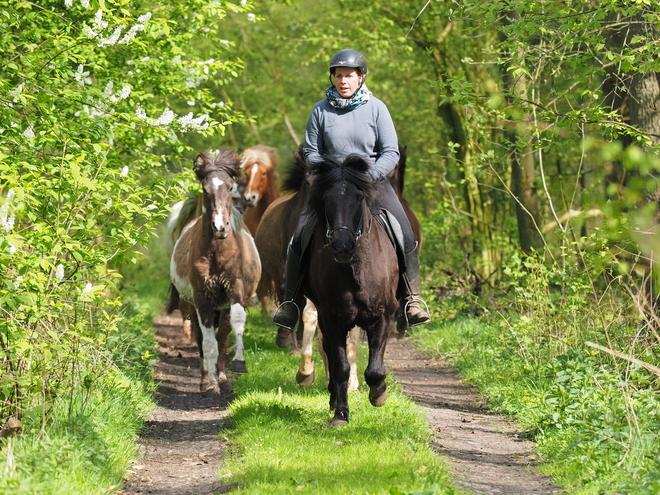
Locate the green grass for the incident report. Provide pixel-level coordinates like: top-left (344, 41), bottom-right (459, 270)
top-left (221, 313), bottom-right (461, 495)
top-left (0, 234), bottom-right (167, 495)
top-left (409, 315), bottom-right (660, 495)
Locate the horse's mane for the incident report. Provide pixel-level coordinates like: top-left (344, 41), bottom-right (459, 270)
top-left (240, 145), bottom-right (280, 172)
top-left (308, 154), bottom-right (377, 216)
top-left (194, 149), bottom-right (242, 180)
top-left (280, 147), bottom-right (308, 193)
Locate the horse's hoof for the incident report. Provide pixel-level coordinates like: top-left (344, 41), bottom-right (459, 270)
top-left (329, 411), bottom-right (349, 428)
top-left (369, 383), bottom-right (388, 407)
top-left (296, 370), bottom-right (315, 387)
top-left (203, 386), bottom-right (221, 397)
top-left (231, 360), bottom-right (248, 373)
top-left (290, 348), bottom-right (301, 357)
top-left (276, 328), bottom-right (292, 348)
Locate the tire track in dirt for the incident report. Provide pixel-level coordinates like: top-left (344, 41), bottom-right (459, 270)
top-left (385, 338), bottom-right (562, 494)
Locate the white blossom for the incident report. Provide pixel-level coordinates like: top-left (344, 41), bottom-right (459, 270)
top-left (135, 106), bottom-right (147, 119)
top-left (7, 245), bottom-right (16, 255)
top-left (187, 100), bottom-right (196, 106)
top-left (55, 264), bottom-right (65, 281)
top-left (23, 126), bottom-right (35, 139)
top-left (74, 64), bottom-right (92, 86)
top-left (219, 40), bottom-right (229, 45)
top-left (106, 199), bottom-right (113, 207)
top-left (83, 282), bottom-right (93, 293)
top-left (247, 13), bottom-right (256, 22)
top-left (0, 214), bottom-right (14, 232)
top-left (154, 108), bottom-right (176, 126)
top-left (120, 166), bottom-right (129, 177)
top-left (9, 84), bottom-right (24, 102)
top-left (241, 0), bottom-right (248, 6)
top-left (80, 0), bottom-right (90, 8)
top-left (141, 56), bottom-right (151, 62)
top-left (118, 85), bottom-right (131, 100)
top-left (178, 113), bottom-right (209, 131)
top-left (64, 0), bottom-right (74, 8)
top-left (15, 276), bottom-right (23, 288)
top-left (98, 26), bottom-right (123, 47)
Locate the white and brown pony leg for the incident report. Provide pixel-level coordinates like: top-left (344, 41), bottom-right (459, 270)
top-left (346, 326), bottom-right (362, 392)
top-left (196, 310), bottom-right (220, 394)
top-left (229, 303), bottom-right (248, 373)
top-left (297, 299), bottom-right (318, 386)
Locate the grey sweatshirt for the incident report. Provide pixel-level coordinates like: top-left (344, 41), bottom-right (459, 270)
top-left (302, 96), bottom-right (399, 180)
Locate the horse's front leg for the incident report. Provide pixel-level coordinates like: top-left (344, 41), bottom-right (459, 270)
top-left (320, 317), bottom-right (351, 427)
top-left (364, 315), bottom-right (390, 407)
top-left (296, 300), bottom-right (318, 386)
top-left (228, 302), bottom-right (248, 373)
top-left (194, 301), bottom-right (221, 395)
top-left (215, 310), bottom-right (232, 392)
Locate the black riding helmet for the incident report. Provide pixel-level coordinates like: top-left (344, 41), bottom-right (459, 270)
top-left (328, 49), bottom-right (368, 86)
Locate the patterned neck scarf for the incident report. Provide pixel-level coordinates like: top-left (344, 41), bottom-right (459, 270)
top-left (325, 84), bottom-right (371, 111)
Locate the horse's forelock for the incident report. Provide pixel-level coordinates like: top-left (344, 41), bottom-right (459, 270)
top-left (308, 155), bottom-right (376, 216)
top-left (194, 149), bottom-right (241, 181)
top-left (240, 145), bottom-right (279, 172)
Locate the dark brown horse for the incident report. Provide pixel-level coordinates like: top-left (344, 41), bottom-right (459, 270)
top-left (305, 154), bottom-right (400, 426)
top-left (167, 150), bottom-right (261, 395)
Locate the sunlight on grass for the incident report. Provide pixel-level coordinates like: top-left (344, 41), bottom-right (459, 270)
top-left (221, 313), bottom-right (459, 494)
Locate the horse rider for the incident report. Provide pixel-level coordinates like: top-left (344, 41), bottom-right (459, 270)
top-left (272, 48), bottom-right (431, 330)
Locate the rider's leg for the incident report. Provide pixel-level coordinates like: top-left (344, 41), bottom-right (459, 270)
top-left (272, 206), bottom-right (312, 330)
top-left (377, 181), bottom-right (430, 326)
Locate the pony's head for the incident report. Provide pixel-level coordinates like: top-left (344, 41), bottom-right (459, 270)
top-left (309, 154), bottom-right (376, 263)
top-left (194, 149), bottom-right (242, 239)
top-left (240, 145), bottom-right (280, 207)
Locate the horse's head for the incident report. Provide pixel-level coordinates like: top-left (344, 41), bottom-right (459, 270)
top-left (194, 149), bottom-right (242, 239)
top-left (309, 155), bottom-right (375, 263)
top-left (241, 145), bottom-right (279, 208)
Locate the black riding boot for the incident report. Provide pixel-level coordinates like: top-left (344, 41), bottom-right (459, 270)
top-left (272, 245), bottom-right (305, 330)
top-left (401, 245), bottom-right (431, 326)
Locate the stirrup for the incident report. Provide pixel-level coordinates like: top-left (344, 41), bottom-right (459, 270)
top-left (403, 297), bottom-right (431, 327)
top-left (272, 300), bottom-right (302, 330)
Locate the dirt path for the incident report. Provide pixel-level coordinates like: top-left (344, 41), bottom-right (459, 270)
top-left (119, 312), bottom-right (235, 495)
top-left (385, 339), bottom-right (561, 494)
top-left (120, 314), bottom-right (560, 494)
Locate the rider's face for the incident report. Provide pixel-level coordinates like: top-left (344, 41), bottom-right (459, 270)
top-left (333, 67), bottom-right (363, 98)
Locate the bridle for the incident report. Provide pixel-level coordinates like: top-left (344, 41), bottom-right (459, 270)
top-left (324, 207), bottom-right (372, 250)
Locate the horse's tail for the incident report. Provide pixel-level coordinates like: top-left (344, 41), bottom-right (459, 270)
top-left (281, 145), bottom-right (308, 192)
top-left (165, 283), bottom-right (180, 314)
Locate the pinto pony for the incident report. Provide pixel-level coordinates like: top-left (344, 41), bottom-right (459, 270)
top-left (167, 150), bottom-right (261, 395)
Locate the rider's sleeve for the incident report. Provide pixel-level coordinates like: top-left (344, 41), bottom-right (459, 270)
top-left (370, 102), bottom-right (399, 181)
top-left (302, 104), bottom-right (324, 172)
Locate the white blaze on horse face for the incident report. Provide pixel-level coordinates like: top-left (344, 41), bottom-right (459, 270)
top-left (245, 163), bottom-right (261, 205)
top-left (229, 303), bottom-right (247, 363)
top-left (210, 176), bottom-right (229, 235)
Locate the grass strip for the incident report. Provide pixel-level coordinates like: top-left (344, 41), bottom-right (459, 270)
top-left (220, 313), bottom-right (461, 495)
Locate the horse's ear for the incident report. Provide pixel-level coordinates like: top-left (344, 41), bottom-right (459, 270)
top-left (343, 154), bottom-right (370, 174)
top-left (194, 152), bottom-right (210, 180)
